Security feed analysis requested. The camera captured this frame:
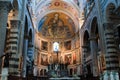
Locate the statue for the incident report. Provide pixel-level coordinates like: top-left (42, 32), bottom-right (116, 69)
top-left (55, 64), bottom-right (58, 71)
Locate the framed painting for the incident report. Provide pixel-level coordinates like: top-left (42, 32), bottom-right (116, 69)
top-left (73, 52), bottom-right (77, 64)
top-left (41, 54), bottom-right (48, 66)
top-left (41, 41), bottom-right (48, 51)
top-left (65, 54), bottom-right (72, 65)
top-left (64, 41), bottom-right (71, 50)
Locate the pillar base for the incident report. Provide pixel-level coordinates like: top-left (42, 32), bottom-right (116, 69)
top-left (80, 74), bottom-right (99, 80)
top-left (100, 70), bottom-right (119, 80)
top-left (1, 68), bottom-right (8, 80)
top-left (8, 75), bottom-right (23, 80)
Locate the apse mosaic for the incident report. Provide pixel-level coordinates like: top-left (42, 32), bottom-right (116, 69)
top-left (38, 12), bottom-right (75, 39)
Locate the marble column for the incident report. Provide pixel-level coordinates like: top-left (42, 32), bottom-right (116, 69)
top-left (8, 20), bottom-right (20, 76)
top-left (89, 37), bottom-right (99, 77)
top-left (21, 34), bottom-right (29, 78)
top-left (102, 23), bottom-right (119, 80)
top-left (82, 45), bottom-right (88, 77)
top-left (27, 40), bottom-right (34, 74)
top-left (1, 68), bottom-right (8, 80)
top-left (0, 1), bottom-right (12, 73)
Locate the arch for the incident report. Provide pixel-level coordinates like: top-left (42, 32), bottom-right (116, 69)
top-left (83, 30), bottom-right (90, 56)
top-left (90, 17), bottom-right (100, 51)
top-left (24, 16), bottom-right (28, 35)
top-left (28, 29), bottom-right (33, 43)
top-left (44, 69), bottom-right (47, 76)
top-left (90, 17), bottom-right (100, 50)
top-left (40, 69), bottom-right (43, 75)
top-left (90, 17), bottom-right (98, 37)
top-left (12, 0), bottom-right (21, 18)
top-left (13, 0), bottom-right (19, 10)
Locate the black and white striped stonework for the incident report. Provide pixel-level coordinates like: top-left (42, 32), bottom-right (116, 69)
top-left (5, 20), bottom-right (20, 75)
top-left (104, 29), bottom-right (119, 71)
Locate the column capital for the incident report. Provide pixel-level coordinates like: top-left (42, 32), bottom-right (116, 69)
top-left (0, 1), bottom-right (12, 12)
top-left (82, 45), bottom-right (88, 48)
top-left (10, 20), bottom-right (21, 28)
top-left (24, 34), bottom-right (29, 39)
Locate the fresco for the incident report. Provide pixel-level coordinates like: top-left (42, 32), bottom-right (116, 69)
top-left (36, 1), bottom-right (79, 20)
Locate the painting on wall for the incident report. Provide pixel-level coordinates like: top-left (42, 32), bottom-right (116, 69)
top-left (41, 41), bottom-right (48, 51)
top-left (73, 52), bottom-right (77, 64)
top-left (41, 54), bottom-right (48, 66)
top-left (65, 54), bottom-right (72, 65)
top-left (64, 41), bottom-right (71, 50)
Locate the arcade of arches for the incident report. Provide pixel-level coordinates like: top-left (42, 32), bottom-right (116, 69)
top-left (0, 0), bottom-right (120, 80)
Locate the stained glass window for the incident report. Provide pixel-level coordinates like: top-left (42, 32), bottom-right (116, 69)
top-left (53, 42), bottom-right (59, 52)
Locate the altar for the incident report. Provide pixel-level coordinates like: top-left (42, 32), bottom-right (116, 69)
top-left (49, 77), bottom-right (80, 80)
top-left (48, 63), bottom-right (68, 77)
